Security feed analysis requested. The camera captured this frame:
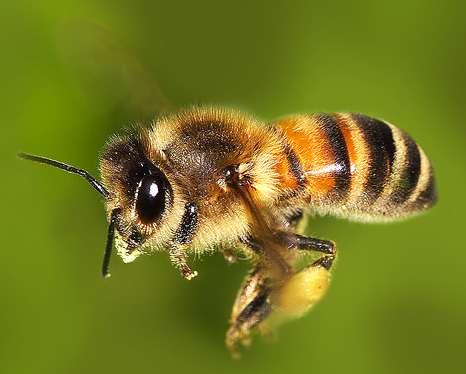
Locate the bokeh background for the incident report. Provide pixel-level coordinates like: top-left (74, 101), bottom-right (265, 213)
top-left (2, 1), bottom-right (466, 373)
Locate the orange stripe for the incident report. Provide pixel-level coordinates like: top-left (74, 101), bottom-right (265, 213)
top-left (274, 151), bottom-right (299, 190)
top-left (334, 114), bottom-right (371, 206)
top-left (337, 115), bottom-right (357, 172)
top-left (276, 117), bottom-right (336, 199)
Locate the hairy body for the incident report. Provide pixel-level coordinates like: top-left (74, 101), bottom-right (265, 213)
top-left (20, 106), bottom-right (436, 354)
top-left (101, 107), bottom-right (435, 258)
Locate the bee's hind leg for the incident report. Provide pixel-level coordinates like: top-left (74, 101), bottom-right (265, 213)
top-left (226, 249), bottom-right (336, 356)
top-left (272, 232), bottom-right (337, 318)
top-left (226, 255), bottom-right (335, 356)
top-left (227, 229), bottom-right (336, 355)
top-left (272, 254), bottom-right (335, 319)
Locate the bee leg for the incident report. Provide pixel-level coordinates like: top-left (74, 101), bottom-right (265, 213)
top-left (169, 202), bottom-right (199, 280)
top-left (272, 254), bottom-right (335, 319)
top-left (276, 231), bottom-right (335, 255)
top-left (226, 267), bottom-right (272, 357)
top-left (274, 232), bottom-right (336, 316)
top-left (168, 246), bottom-right (198, 280)
top-left (226, 254), bottom-right (335, 355)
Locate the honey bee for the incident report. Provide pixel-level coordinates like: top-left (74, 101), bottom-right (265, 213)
top-left (19, 106), bottom-right (436, 355)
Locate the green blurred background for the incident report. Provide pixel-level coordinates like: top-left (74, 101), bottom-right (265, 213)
top-left (2, 1), bottom-right (465, 373)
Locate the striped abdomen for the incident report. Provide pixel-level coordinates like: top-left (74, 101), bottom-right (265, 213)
top-left (274, 113), bottom-right (437, 221)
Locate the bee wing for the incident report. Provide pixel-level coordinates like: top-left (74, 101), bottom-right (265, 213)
top-left (57, 20), bottom-right (174, 118)
top-left (236, 185), bottom-right (292, 279)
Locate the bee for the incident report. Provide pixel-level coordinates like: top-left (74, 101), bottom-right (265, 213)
top-left (19, 106), bottom-right (436, 355)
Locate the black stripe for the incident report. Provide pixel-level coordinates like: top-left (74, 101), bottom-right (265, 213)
top-left (390, 132), bottom-right (421, 205)
top-left (317, 114), bottom-right (351, 199)
top-left (274, 129), bottom-right (306, 201)
top-left (174, 202), bottom-right (198, 245)
top-left (283, 141), bottom-right (305, 187)
top-left (352, 114), bottom-right (396, 203)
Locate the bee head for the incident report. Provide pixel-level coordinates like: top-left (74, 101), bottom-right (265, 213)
top-left (99, 131), bottom-right (183, 265)
top-left (18, 129), bottom-right (184, 278)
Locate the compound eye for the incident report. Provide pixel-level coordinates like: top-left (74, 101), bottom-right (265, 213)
top-left (135, 171), bottom-right (171, 224)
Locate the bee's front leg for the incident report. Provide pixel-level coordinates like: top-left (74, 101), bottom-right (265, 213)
top-left (168, 246), bottom-right (198, 280)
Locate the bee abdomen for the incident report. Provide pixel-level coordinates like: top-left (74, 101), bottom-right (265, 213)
top-left (344, 114), bottom-right (437, 219)
top-left (275, 113), bottom-right (437, 221)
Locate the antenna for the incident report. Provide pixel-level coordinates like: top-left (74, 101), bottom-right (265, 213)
top-left (18, 152), bottom-right (109, 198)
top-left (101, 208), bottom-right (121, 278)
top-left (19, 152), bottom-right (119, 278)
